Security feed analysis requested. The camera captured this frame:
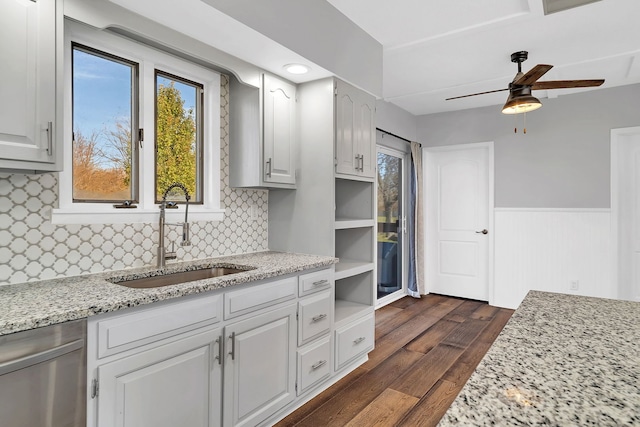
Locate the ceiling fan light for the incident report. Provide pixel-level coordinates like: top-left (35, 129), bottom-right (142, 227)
top-left (502, 94), bottom-right (542, 114)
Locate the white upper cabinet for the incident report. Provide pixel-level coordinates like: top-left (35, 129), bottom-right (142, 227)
top-left (229, 73), bottom-right (297, 189)
top-left (335, 79), bottom-right (376, 180)
top-left (263, 74), bottom-right (296, 185)
top-left (0, 0), bottom-right (61, 172)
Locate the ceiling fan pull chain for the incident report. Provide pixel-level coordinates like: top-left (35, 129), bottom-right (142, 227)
top-left (524, 112), bottom-right (527, 134)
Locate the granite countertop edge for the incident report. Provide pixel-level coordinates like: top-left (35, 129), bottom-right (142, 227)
top-left (0, 251), bottom-right (338, 336)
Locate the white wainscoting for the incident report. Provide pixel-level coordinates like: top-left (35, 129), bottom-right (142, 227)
top-left (493, 208), bottom-right (614, 309)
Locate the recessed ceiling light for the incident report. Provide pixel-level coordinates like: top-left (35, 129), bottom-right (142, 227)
top-left (284, 64), bottom-right (310, 75)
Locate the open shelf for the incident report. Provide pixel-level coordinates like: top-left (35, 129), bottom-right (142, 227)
top-left (335, 179), bottom-right (374, 221)
top-left (334, 271), bottom-right (374, 325)
top-left (334, 219), bottom-right (375, 229)
top-left (335, 259), bottom-right (374, 280)
top-left (335, 227), bottom-right (374, 265)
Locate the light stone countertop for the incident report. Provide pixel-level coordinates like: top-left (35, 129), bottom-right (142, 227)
top-left (0, 251), bottom-right (337, 337)
top-left (438, 291), bottom-right (640, 426)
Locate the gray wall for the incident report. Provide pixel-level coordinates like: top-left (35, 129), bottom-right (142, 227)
top-left (417, 84), bottom-right (640, 208)
top-left (376, 99), bottom-right (418, 142)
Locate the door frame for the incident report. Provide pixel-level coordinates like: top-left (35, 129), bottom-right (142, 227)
top-left (375, 145), bottom-right (410, 307)
top-left (611, 126), bottom-right (640, 301)
top-left (423, 141), bottom-right (495, 305)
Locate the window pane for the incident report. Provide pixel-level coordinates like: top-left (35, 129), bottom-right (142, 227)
top-left (377, 152), bottom-right (402, 299)
top-left (72, 45), bottom-right (136, 202)
top-left (155, 72), bottom-right (202, 203)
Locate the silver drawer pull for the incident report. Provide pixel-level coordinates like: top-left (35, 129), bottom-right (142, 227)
top-left (353, 336), bottom-right (366, 345)
top-left (312, 279), bottom-right (328, 286)
top-left (311, 360), bottom-right (327, 370)
top-left (311, 314), bottom-right (327, 323)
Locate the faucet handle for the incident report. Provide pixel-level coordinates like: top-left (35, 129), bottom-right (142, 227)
top-left (181, 223), bottom-right (191, 247)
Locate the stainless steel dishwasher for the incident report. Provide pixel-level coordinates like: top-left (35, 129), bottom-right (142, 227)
top-left (0, 318), bottom-right (87, 427)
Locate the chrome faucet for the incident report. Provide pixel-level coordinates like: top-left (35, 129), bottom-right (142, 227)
top-left (158, 182), bottom-right (191, 268)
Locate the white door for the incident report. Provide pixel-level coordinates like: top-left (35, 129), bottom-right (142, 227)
top-left (425, 143), bottom-right (492, 301)
top-left (223, 304), bottom-right (296, 427)
top-left (612, 127), bottom-right (640, 302)
top-left (335, 80), bottom-right (358, 176)
top-left (97, 328), bottom-right (222, 427)
top-left (263, 74), bottom-right (296, 185)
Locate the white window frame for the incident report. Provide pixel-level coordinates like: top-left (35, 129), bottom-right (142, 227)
top-left (52, 20), bottom-right (224, 224)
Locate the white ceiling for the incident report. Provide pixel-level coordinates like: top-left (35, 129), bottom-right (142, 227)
top-left (327, 0), bottom-right (640, 115)
top-left (108, 0), bottom-right (640, 116)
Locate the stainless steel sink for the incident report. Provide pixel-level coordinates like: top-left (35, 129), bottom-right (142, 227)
top-left (110, 266), bottom-right (253, 289)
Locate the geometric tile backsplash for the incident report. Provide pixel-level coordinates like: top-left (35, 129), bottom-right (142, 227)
top-left (0, 75), bottom-right (268, 286)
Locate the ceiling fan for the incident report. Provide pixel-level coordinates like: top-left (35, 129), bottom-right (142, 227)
top-left (446, 51), bottom-right (605, 114)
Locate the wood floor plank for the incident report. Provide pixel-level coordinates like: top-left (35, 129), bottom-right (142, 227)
top-left (389, 343), bottom-right (466, 398)
top-left (364, 301), bottom-right (465, 370)
top-left (404, 319), bottom-right (460, 354)
top-left (374, 305), bottom-right (403, 325)
top-left (470, 303), bottom-right (500, 320)
top-left (440, 318), bottom-right (490, 349)
top-left (389, 296), bottom-right (420, 309)
top-left (273, 367), bottom-right (367, 427)
top-left (292, 348), bottom-right (424, 427)
top-left (344, 388), bottom-right (419, 427)
top-left (375, 295), bottom-right (461, 340)
top-left (280, 296), bottom-right (514, 427)
top-left (399, 379), bottom-right (461, 427)
top-left (442, 299), bottom-right (484, 323)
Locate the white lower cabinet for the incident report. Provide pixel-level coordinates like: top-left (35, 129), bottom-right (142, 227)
top-left (296, 336), bottom-right (331, 395)
top-left (334, 313), bottom-right (375, 371)
top-left (88, 266), bottom-right (372, 427)
top-left (97, 327), bottom-right (222, 427)
top-left (223, 304), bottom-right (296, 427)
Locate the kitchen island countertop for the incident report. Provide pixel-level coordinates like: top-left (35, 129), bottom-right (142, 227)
top-left (0, 251), bottom-right (337, 337)
top-left (438, 290), bottom-right (640, 426)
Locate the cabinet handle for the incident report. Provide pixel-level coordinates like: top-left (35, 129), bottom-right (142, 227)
top-left (266, 158), bottom-right (272, 178)
top-left (228, 332), bottom-right (236, 360)
top-left (359, 154), bottom-right (364, 171)
top-left (311, 314), bottom-right (327, 323)
top-left (353, 336), bottom-right (366, 345)
top-left (311, 360), bottom-right (327, 370)
top-left (215, 336), bottom-right (222, 365)
top-left (354, 154), bottom-right (360, 171)
top-left (312, 279), bottom-right (328, 287)
top-left (46, 121), bottom-right (53, 156)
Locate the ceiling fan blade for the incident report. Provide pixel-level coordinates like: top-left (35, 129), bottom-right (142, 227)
top-left (532, 79), bottom-right (605, 90)
top-left (514, 64), bottom-right (553, 85)
top-left (446, 88), bottom-right (509, 100)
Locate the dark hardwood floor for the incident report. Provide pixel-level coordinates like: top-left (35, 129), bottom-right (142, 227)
top-left (275, 294), bottom-right (514, 427)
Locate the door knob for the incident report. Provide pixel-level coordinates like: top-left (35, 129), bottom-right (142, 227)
top-left (475, 229), bottom-right (488, 235)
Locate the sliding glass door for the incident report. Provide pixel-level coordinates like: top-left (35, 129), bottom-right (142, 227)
top-left (377, 146), bottom-right (408, 305)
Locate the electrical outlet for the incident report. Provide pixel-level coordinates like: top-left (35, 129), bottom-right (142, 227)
top-left (250, 204), bottom-right (258, 222)
top-left (569, 280), bottom-right (579, 291)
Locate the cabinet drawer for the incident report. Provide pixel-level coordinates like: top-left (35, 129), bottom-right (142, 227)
top-left (297, 336), bottom-right (331, 395)
top-left (298, 290), bottom-right (332, 346)
top-left (96, 293), bottom-right (222, 359)
top-left (334, 313), bottom-right (374, 370)
top-left (298, 268), bottom-right (332, 296)
top-left (224, 276), bottom-right (297, 320)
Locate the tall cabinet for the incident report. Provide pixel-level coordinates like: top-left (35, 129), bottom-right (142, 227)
top-left (0, 0), bottom-right (62, 172)
top-left (269, 77), bottom-right (376, 375)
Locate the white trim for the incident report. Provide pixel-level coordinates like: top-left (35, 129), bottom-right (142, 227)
top-left (494, 208), bottom-right (611, 213)
top-left (375, 145), bottom-right (410, 304)
top-left (423, 141), bottom-right (495, 305)
top-left (610, 126), bottom-right (640, 301)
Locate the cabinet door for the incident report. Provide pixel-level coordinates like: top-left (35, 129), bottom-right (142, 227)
top-left (356, 92), bottom-right (376, 178)
top-left (223, 304), bottom-right (296, 427)
top-left (263, 74), bottom-right (296, 185)
top-left (0, 0), bottom-right (56, 166)
top-left (335, 79), bottom-right (358, 176)
top-left (96, 328), bottom-right (222, 427)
